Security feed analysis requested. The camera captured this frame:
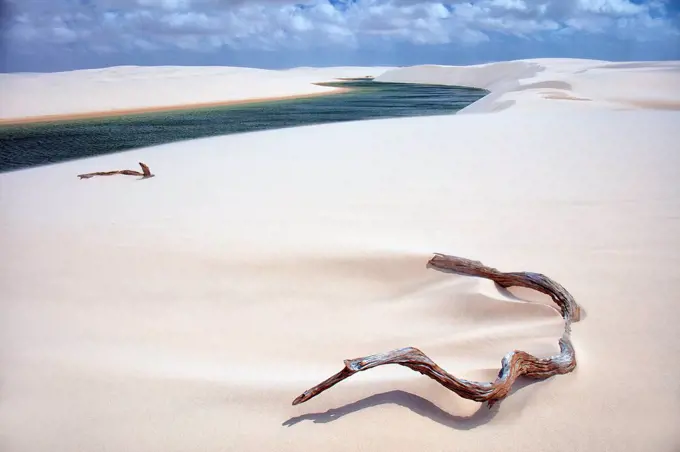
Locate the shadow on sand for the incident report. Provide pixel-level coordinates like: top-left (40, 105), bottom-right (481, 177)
top-left (283, 378), bottom-right (542, 430)
top-left (284, 257), bottom-right (568, 430)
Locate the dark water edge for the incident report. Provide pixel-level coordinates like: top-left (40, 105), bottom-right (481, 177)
top-left (0, 80), bottom-right (487, 173)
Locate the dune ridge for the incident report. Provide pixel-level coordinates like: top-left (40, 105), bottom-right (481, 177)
top-left (375, 58), bottom-right (680, 112)
top-left (0, 65), bottom-right (391, 122)
top-left (1, 59), bottom-right (680, 451)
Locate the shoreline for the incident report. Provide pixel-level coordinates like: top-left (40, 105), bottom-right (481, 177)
top-left (0, 86), bottom-right (351, 126)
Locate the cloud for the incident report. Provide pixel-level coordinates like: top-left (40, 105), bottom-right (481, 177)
top-left (1, 0), bottom-right (679, 70)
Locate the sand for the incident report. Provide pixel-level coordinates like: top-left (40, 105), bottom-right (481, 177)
top-left (375, 58), bottom-right (680, 112)
top-left (0, 90), bottom-right (355, 125)
top-left (0, 65), bottom-right (390, 123)
top-left (1, 59), bottom-right (680, 452)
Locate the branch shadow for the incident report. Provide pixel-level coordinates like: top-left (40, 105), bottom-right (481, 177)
top-left (283, 378), bottom-right (541, 430)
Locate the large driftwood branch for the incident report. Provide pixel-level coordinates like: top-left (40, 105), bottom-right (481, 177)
top-left (77, 162), bottom-right (154, 180)
top-left (293, 254), bottom-right (581, 408)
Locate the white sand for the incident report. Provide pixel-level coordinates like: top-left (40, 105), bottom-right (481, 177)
top-left (1, 59), bottom-right (680, 452)
top-left (0, 65), bottom-right (389, 121)
top-left (375, 58), bottom-right (680, 112)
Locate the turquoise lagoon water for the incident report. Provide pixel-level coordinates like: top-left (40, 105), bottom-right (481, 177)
top-left (0, 79), bottom-right (487, 172)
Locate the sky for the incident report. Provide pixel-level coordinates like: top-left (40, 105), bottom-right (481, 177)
top-left (1, 0), bottom-right (679, 72)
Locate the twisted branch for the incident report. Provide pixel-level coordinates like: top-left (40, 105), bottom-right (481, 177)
top-left (292, 253), bottom-right (581, 408)
top-left (77, 162), bottom-right (154, 179)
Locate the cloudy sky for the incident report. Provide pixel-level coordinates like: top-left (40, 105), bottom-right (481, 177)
top-left (1, 0), bottom-right (679, 72)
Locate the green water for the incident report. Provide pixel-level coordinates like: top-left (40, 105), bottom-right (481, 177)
top-left (0, 80), bottom-right (487, 172)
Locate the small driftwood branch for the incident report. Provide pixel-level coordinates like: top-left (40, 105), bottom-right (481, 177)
top-left (77, 162), bottom-right (154, 180)
top-left (292, 253), bottom-right (581, 408)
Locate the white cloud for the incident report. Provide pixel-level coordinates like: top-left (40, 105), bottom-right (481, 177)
top-left (3, 0), bottom-right (678, 55)
top-left (52, 25), bottom-right (79, 43)
top-left (576, 0), bottom-right (644, 15)
top-left (137, 0), bottom-right (193, 10)
top-left (488, 0), bottom-right (529, 12)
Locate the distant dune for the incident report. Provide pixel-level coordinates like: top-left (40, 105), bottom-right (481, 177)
top-left (1, 59), bottom-right (679, 452)
top-left (375, 58), bottom-right (680, 112)
top-left (0, 65), bottom-right (394, 122)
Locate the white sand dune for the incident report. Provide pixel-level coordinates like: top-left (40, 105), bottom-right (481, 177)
top-left (376, 58), bottom-right (680, 112)
top-left (1, 59), bottom-right (680, 451)
top-left (0, 65), bottom-right (389, 121)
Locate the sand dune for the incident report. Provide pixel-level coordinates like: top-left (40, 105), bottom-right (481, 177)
top-left (375, 58), bottom-right (680, 112)
top-left (1, 60), bottom-right (680, 451)
top-left (0, 65), bottom-right (390, 122)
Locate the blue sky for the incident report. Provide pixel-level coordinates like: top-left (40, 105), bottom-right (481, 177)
top-left (1, 0), bottom-right (679, 72)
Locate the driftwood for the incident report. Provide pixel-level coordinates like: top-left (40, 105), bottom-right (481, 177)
top-left (77, 162), bottom-right (154, 179)
top-left (293, 253), bottom-right (581, 408)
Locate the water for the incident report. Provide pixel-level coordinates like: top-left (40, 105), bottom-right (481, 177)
top-left (0, 80), bottom-right (487, 172)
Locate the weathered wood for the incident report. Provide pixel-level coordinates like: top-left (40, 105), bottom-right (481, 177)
top-left (292, 253), bottom-right (581, 408)
top-left (77, 162), bottom-right (154, 179)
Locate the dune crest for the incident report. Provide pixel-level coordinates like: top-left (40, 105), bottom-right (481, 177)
top-left (0, 65), bottom-right (393, 122)
top-left (375, 58), bottom-right (680, 112)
